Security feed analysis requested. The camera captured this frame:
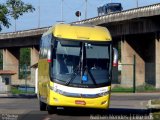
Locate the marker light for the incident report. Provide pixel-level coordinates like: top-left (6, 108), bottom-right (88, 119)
top-left (47, 59), bottom-right (52, 63)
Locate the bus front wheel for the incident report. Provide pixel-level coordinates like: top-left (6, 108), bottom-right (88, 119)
top-left (47, 105), bottom-right (56, 114)
top-left (39, 100), bottom-right (47, 111)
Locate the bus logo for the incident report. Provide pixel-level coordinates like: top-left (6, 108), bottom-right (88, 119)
top-left (75, 100), bottom-right (86, 105)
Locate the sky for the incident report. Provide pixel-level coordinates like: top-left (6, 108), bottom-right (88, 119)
top-left (0, 0), bottom-right (160, 33)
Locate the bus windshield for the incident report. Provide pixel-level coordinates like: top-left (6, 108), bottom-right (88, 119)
top-left (51, 39), bottom-right (111, 88)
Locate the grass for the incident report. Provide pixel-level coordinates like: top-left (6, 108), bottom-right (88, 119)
top-left (11, 86), bottom-right (35, 94)
top-left (111, 84), bottom-right (160, 93)
top-left (136, 84), bottom-right (160, 92)
top-left (111, 86), bottom-right (133, 93)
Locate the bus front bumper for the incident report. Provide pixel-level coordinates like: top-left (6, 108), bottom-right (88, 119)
top-left (47, 90), bottom-right (110, 109)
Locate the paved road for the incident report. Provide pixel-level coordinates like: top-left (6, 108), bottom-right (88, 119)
top-left (0, 93), bottom-right (159, 120)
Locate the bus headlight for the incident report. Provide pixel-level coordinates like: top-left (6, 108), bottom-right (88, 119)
top-left (50, 86), bottom-right (64, 94)
top-left (50, 85), bottom-right (78, 97)
top-left (98, 91), bottom-right (110, 97)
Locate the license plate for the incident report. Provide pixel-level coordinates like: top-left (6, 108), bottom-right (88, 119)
top-left (75, 100), bottom-right (86, 105)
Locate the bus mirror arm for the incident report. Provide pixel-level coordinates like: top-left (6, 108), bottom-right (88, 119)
top-left (113, 48), bottom-right (118, 67)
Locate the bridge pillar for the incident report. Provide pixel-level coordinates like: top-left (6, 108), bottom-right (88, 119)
top-left (3, 48), bottom-right (20, 84)
top-left (155, 33), bottom-right (160, 88)
top-left (121, 34), bottom-right (155, 87)
top-left (30, 46), bottom-right (39, 85)
top-left (121, 37), bottom-right (145, 87)
top-left (121, 39), bottom-right (136, 87)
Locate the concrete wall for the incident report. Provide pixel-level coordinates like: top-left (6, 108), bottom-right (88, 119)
top-left (3, 48), bottom-right (20, 84)
top-left (155, 33), bottom-right (160, 88)
top-left (31, 46), bottom-right (39, 86)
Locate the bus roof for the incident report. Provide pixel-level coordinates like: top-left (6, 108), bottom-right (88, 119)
top-left (43, 24), bottom-right (112, 42)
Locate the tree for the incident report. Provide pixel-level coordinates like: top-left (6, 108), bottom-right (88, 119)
top-left (20, 48), bottom-right (30, 66)
top-left (0, 0), bottom-right (35, 31)
top-left (0, 4), bottom-right (10, 31)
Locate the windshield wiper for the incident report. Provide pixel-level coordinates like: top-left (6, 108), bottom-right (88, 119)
top-left (65, 66), bottom-right (80, 85)
top-left (84, 67), bottom-right (97, 85)
top-left (88, 72), bottom-right (97, 85)
top-left (65, 66), bottom-right (98, 86)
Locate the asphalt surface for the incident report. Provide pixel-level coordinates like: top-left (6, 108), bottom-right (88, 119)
top-left (0, 93), bottom-right (159, 120)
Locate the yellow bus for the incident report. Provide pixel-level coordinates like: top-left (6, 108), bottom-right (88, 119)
top-left (38, 23), bottom-right (118, 114)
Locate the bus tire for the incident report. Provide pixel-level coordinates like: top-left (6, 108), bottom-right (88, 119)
top-left (47, 105), bottom-right (56, 114)
top-left (39, 100), bottom-right (47, 111)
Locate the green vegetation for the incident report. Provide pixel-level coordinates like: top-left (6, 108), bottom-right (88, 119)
top-left (11, 86), bottom-right (35, 94)
top-left (0, 0), bottom-right (35, 31)
top-left (19, 68), bottom-right (31, 79)
top-left (19, 48), bottom-right (31, 79)
top-left (111, 84), bottom-right (160, 93)
top-left (136, 84), bottom-right (160, 92)
top-left (111, 85), bottom-right (133, 93)
top-left (0, 4), bottom-right (9, 31)
top-left (20, 48), bottom-right (30, 66)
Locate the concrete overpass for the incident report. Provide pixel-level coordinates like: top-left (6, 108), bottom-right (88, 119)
top-left (0, 27), bottom-right (49, 85)
top-left (1, 3), bottom-right (160, 88)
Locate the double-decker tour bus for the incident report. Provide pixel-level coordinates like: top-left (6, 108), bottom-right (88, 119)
top-left (38, 23), bottom-right (118, 114)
